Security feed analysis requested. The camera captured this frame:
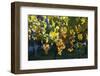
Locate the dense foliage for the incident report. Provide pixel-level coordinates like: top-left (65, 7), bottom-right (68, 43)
top-left (28, 15), bottom-right (88, 60)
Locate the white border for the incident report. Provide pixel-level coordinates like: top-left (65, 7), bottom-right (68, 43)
top-left (20, 6), bottom-right (95, 70)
